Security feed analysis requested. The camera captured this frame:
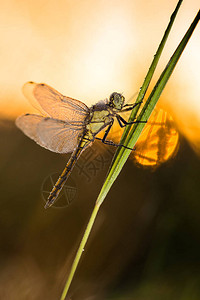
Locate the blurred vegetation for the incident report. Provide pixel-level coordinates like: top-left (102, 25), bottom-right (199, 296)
top-left (0, 118), bottom-right (200, 299)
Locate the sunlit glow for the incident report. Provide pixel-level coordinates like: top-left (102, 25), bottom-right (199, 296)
top-left (133, 109), bottom-right (179, 167)
top-left (0, 0), bottom-right (199, 154)
top-left (109, 107), bottom-right (179, 168)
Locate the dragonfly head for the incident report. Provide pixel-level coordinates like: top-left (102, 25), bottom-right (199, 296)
top-left (108, 92), bottom-right (125, 111)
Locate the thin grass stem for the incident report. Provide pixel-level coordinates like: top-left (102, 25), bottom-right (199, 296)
top-left (60, 202), bottom-right (100, 300)
top-left (59, 3), bottom-right (200, 300)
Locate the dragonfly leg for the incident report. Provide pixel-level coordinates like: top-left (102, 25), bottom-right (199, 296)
top-left (83, 120), bottom-right (136, 151)
top-left (92, 120), bottom-right (135, 151)
top-left (81, 122), bottom-right (114, 144)
top-left (101, 121), bottom-right (114, 142)
top-left (81, 135), bottom-right (134, 150)
top-left (95, 137), bottom-right (135, 151)
top-left (116, 114), bottom-right (147, 128)
top-left (96, 122), bottom-right (135, 151)
top-left (121, 100), bottom-right (143, 112)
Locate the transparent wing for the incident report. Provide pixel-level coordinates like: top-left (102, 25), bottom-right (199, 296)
top-left (16, 114), bottom-right (83, 153)
top-left (22, 81), bottom-right (89, 123)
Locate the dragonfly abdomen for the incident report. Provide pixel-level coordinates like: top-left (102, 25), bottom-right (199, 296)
top-left (44, 136), bottom-right (89, 209)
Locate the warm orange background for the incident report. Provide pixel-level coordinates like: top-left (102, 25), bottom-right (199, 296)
top-left (0, 2), bottom-right (200, 300)
top-left (0, 0), bottom-right (200, 151)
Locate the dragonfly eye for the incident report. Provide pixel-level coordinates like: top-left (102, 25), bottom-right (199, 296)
top-left (109, 92), bottom-right (125, 110)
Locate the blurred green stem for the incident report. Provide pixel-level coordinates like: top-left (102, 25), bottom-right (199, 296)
top-left (60, 4), bottom-right (199, 300)
top-left (60, 202), bottom-right (100, 300)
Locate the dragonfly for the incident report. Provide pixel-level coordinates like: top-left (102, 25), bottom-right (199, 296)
top-left (16, 81), bottom-right (145, 208)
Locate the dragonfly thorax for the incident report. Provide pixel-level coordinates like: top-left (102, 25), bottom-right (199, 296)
top-left (108, 92), bottom-right (125, 111)
top-left (86, 108), bottom-right (112, 137)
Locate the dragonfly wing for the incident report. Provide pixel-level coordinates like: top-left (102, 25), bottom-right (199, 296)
top-left (22, 81), bottom-right (89, 123)
top-left (16, 114), bottom-right (83, 153)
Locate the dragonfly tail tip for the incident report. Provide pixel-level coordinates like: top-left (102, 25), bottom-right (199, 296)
top-left (44, 202), bottom-right (51, 209)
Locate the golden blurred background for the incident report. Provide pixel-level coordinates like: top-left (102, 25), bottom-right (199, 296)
top-left (0, 0), bottom-right (200, 299)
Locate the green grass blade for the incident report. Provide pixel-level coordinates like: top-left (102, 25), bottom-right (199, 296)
top-left (60, 203), bottom-right (100, 300)
top-left (59, 6), bottom-right (199, 300)
top-left (96, 9), bottom-right (200, 206)
top-left (119, 0), bottom-right (183, 147)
